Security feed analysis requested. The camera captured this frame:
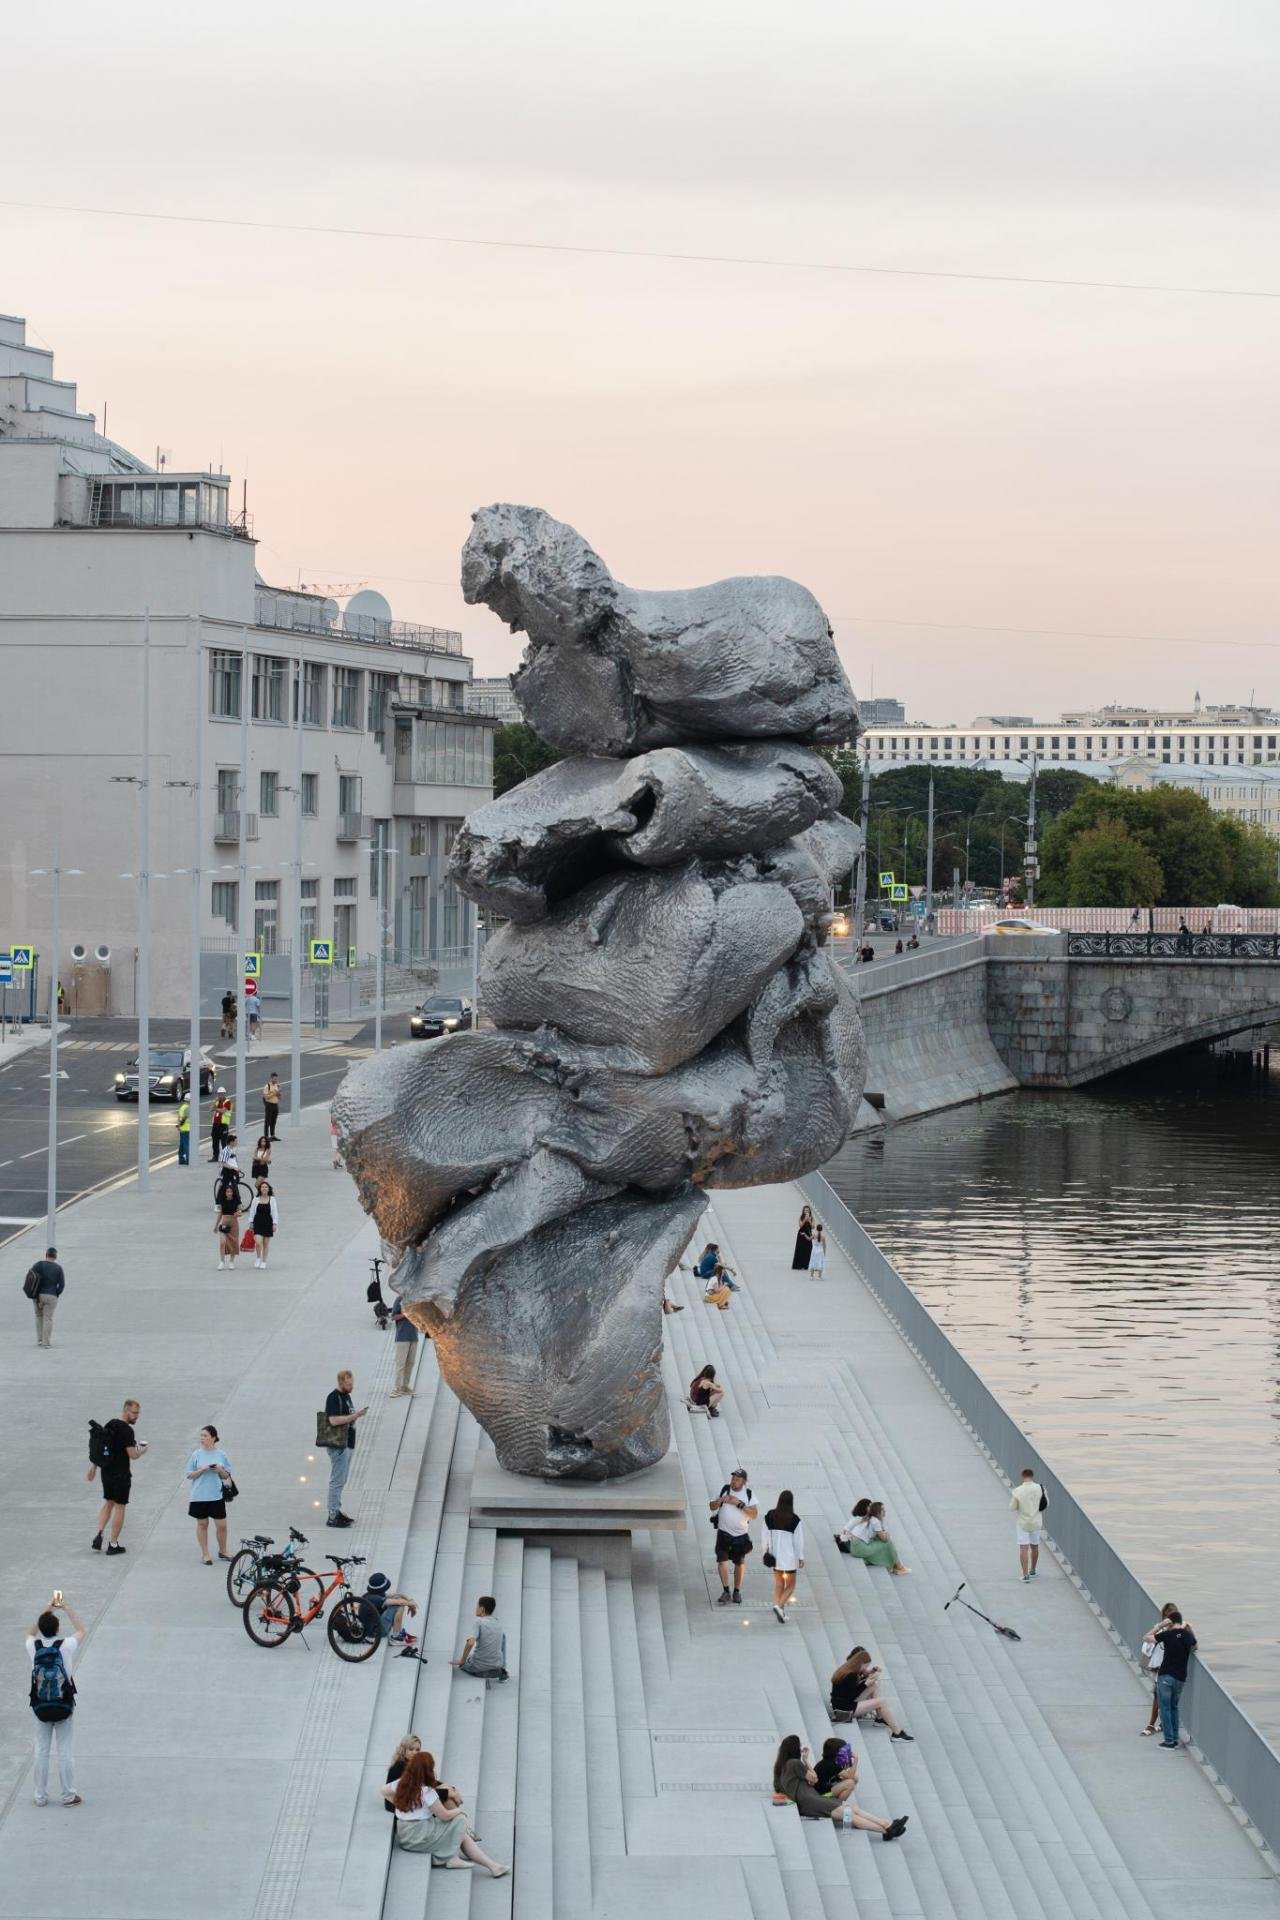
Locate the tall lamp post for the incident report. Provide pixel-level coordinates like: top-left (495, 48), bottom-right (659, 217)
top-left (373, 836), bottom-right (399, 1053)
top-left (30, 857), bottom-right (82, 1245)
top-left (851, 741), bottom-right (872, 939)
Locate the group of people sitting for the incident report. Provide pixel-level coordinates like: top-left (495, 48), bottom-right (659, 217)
top-left (689, 1241), bottom-right (740, 1309)
top-left (834, 1498), bottom-right (911, 1575)
top-left (772, 1729), bottom-right (909, 1840)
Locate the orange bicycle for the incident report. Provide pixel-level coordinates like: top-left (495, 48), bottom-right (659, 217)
top-left (242, 1552), bottom-right (383, 1662)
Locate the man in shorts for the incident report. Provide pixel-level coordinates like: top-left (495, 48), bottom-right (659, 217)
top-left (1009, 1466), bottom-right (1045, 1582)
top-left (711, 1468), bottom-right (757, 1606)
top-left (87, 1399), bottom-right (146, 1554)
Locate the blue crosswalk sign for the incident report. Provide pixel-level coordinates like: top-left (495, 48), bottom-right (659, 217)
top-left (309, 939), bottom-right (332, 965)
top-left (11, 945), bottom-right (33, 969)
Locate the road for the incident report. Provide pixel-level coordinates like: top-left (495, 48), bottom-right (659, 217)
top-left (0, 1015), bottom-right (385, 1249)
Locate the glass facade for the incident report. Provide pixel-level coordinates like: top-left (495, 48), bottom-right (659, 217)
top-left (399, 718), bottom-right (493, 787)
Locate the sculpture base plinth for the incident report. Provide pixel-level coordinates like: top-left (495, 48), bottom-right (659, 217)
top-left (469, 1442), bottom-right (688, 1533)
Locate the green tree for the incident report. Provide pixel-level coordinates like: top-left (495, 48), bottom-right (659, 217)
top-left (1132, 788), bottom-right (1230, 905)
top-left (1064, 820), bottom-right (1164, 906)
top-left (1217, 817), bottom-right (1280, 907)
top-left (492, 721), bottom-right (563, 797)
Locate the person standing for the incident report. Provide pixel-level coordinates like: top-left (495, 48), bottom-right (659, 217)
top-left (185, 1424), bottom-right (235, 1564)
top-left (25, 1246), bottom-right (65, 1348)
top-left (791, 1205), bottom-right (815, 1271)
top-left (210, 1087), bottom-right (232, 1163)
top-left (27, 1592), bottom-right (85, 1807)
top-left (262, 1072), bottom-right (281, 1140)
top-left (1009, 1467), bottom-right (1046, 1582)
top-left (87, 1399), bottom-right (146, 1553)
top-left (214, 1168), bottom-right (244, 1271)
top-left (390, 1296), bottom-right (419, 1397)
top-left (251, 1179), bottom-right (279, 1268)
top-left (175, 1092), bottom-right (191, 1166)
top-left (219, 1131), bottom-right (240, 1170)
top-left (1140, 1602), bottom-right (1181, 1736)
top-left (1152, 1608), bottom-right (1197, 1750)
top-left (220, 990), bottom-right (236, 1040)
top-left (250, 1136), bottom-right (272, 1181)
top-left (710, 1468), bottom-right (757, 1606)
top-left (808, 1225), bottom-right (828, 1280)
top-left (762, 1488), bottom-right (805, 1624)
top-left (324, 1370), bottom-right (367, 1528)
top-left (247, 996), bottom-right (261, 1043)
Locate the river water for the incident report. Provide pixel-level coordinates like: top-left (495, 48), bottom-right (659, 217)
top-left (823, 1058), bottom-right (1280, 1739)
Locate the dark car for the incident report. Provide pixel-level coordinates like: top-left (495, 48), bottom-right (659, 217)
top-left (409, 996), bottom-right (474, 1040)
top-left (113, 1046), bottom-right (216, 1101)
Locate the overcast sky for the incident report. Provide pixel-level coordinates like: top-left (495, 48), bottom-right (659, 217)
top-left (4, 0), bottom-right (1277, 722)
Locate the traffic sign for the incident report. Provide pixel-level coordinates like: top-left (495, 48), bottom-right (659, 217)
top-left (243, 976), bottom-right (258, 997)
top-left (878, 872), bottom-right (895, 890)
top-left (347, 946), bottom-right (357, 968)
top-left (0, 955), bottom-right (12, 986)
top-left (890, 883), bottom-right (909, 902)
top-left (243, 952), bottom-right (262, 978)
top-left (309, 939), bottom-right (333, 966)
top-left (11, 945), bottom-right (33, 970)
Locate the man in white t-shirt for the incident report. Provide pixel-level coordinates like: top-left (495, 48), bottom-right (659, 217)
top-left (26, 1593), bottom-right (86, 1806)
top-left (1009, 1468), bottom-right (1046, 1582)
top-left (710, 1469), bottom-right (758, 1606)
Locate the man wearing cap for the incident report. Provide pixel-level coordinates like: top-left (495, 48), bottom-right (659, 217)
top-left (711, 1469), bottom-right (757, 1606)
top-left (363, 1572), bottom-right (419, 1654)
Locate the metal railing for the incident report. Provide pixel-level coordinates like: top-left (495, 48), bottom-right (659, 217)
top-left (1067, 931), bottom-right (1280, 960)
top-left (798, 1167), bottom-right (1280, 1859)
top-left (336, 811), bottom-right (371, 842)
top-left (253, 590), bottom-right (462, 655)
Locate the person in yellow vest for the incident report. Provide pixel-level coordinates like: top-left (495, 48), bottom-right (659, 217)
top-left (210, 1089), bottom-right (233, 1164)
top-left (176, 1093), bottom-right (191, 1166)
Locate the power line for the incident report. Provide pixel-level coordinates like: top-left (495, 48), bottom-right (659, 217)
top-left (830, 614), bottom-right (1280, 652)
top-left (1, 196), bottom-right (1277, 301)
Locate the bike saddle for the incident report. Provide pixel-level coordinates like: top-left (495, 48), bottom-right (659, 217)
top-left (250, 1535), bottom-right (274, 1547)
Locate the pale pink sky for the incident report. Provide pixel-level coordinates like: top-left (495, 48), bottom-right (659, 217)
top-left (4, 0), bottom-right (1278, 723)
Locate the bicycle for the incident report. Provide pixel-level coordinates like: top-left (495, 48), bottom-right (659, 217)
top-left (242, 1553), bottom-right (383, 1662)
top-left (225, 1526), bottom-right (310, 1610)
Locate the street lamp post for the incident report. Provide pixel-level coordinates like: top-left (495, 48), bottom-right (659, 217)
top-left (851, 740), bottom-right (872, 939)
top-left (234, 630), bottom-right (250, 1152)
top-left (924, 775), bottom-right (935, 932)
top-left (30, 857), bottom-right (82, 1246)
top-left (373, 837), bottom-right (398, 1052)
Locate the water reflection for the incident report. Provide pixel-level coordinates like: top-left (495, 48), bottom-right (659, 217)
top-left (824, 1057), bottom-right (1280, 1735)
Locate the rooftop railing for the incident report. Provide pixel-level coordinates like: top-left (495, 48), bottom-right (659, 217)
top-left (254, 590), bottom-right (462, 656)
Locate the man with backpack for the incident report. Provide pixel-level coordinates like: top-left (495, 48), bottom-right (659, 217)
top-left (27, 1592), bottom-right (85, 1806)
top-left (87, 1400), bottom-right (147, 1553)
top-left (23, 1246), bottom-right (65, 1347)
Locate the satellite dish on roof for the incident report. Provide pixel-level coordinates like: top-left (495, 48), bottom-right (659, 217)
top-left (321, 598), bottom-right (340, 627)
top-left (342, 589), bottom-right (392, 636)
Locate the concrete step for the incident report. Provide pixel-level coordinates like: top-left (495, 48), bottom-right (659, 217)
top-left (514, 1545), bottom-right (553, 1920)
top-left (474, 1534), bottom-right (524, 1913)
top-left (605, 1554), bottom-right (657, 1803)
top-left (627, 1530), bottom-right (675, 1702)
top-left (580, 1562), bottom-right (627, 1871)
top-left (421, 1523), bottom-right (501, 1920)
top-left (549, 1554), bottom-right (592, 1919)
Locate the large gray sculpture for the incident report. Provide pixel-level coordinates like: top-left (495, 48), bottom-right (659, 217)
top-left (334, 506), bottom-right (867, 1479)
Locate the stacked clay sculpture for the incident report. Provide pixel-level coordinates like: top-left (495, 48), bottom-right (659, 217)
top-left (333, 506), bottom-right (867, 1478)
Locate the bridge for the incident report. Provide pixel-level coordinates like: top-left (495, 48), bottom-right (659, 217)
top-left (844, 931), bottom-right (1280, 1121)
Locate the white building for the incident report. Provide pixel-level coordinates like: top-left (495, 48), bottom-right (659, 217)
top-left (0, 314), bottom-right (494, 1016)
top-left (1111, 757), bottom-right (1280, 839)
top-left (464, 675), bottom-right (522, 724)
top-left (865, 718), bottom-right (1280, 775)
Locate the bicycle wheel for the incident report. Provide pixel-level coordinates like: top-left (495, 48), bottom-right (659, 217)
top-left (225, 1549), bottom-right (263, 1609)
top-left (326, 1594), bottom-right (383, 1663)
top-left (243, 1583), bottom-right (297, 1648)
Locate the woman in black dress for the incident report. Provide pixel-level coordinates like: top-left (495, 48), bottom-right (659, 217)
top-left (791, 1205), bottom-right (815, 1270)
top-left (251, 1179), bottom-right (279, 1268)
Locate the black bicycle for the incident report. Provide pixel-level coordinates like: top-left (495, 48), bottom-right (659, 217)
top-left (225, 1526), bottom-right (310, 1610)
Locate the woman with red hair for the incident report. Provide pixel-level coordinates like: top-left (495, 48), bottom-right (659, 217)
top-left (380, 1750), bottom-right (510, 1875)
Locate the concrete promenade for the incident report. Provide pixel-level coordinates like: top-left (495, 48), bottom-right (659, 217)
top-left (0, 1105), bottom-right (1275, 1917)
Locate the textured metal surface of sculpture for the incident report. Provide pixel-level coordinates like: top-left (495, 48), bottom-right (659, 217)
top-left (334, 506), bottom-right (868, 1479)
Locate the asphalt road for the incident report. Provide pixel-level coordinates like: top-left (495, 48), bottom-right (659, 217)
top-left (0, 1015), bottom-right (383, 1250)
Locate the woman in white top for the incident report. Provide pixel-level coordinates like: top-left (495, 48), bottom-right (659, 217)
top-left (838, 1498), bottom-right (910, 1575)
top-left (381, 1750), bottom-right (510, 1874)
top-left (808, 1226), bottom-right (828, 1279)
top-left (762, 1489), bottom-right (806, 1624)
top-left (185, 1424), bottom-right (235, 1565)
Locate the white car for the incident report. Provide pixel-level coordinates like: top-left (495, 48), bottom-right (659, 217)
top-left (985, 917), bottom-right (1060, 936)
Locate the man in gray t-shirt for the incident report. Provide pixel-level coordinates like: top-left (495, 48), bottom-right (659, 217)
top-left (451, 1594), bottom-right (507, 1678)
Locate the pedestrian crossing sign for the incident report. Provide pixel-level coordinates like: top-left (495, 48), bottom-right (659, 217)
top-left (11, 945), bottom-right (33, 969)
top-left (878, 873), bottom-right (895, 891)
top-left (243, 952), bottom-right (262, 978)
top-left (309, 939), bottom-right (333, 965)
top-left (890, 883), bottom-right (909, 901)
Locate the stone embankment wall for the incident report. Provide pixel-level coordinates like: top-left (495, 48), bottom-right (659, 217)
top-left (850, 938), bottom-right (1018, 1129)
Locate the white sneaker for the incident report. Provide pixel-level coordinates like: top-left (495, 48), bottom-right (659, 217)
top-left (217, 1259), bottom-right (225, 1270)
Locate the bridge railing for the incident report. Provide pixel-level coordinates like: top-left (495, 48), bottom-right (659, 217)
top-left (798, 1168), bottom-right (1280, 1860)
top-left (1066, 931), bottom-right (1280, 960)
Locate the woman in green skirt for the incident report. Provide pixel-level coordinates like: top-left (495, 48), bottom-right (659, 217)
top-left (382, 1751), bottom-right (510, 1874)
top-left (837, 1499), bottom-right (910, 1574)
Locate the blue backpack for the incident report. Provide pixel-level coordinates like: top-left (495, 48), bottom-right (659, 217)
top-left (30, 1640), bottom-right (76, 1722)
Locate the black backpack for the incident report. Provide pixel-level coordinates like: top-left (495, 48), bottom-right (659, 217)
top-left (88, 1419), bottom-right (112, 1469)
top-left (30, 1641), bottom-right (76, 1722)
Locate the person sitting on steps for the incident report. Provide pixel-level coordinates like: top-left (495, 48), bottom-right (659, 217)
top-left (689, 1364), bottom-right (723, 1416)
top-left (829, 1647), bottom-right (914, 1739)
top-left (835, 1498), bottom-right (910, 1574)
top-left (381, 1749), bottom-right (510, 1874)
top-left (771, 1734), bottom-right (908, 1840)
top-left (450, 1594), bottom-right (508, 1680)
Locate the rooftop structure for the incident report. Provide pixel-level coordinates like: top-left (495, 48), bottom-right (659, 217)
top-left (464, 674), bottom-right (523, 723)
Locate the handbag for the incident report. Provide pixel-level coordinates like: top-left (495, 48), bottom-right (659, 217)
top-left (240, 1227), bottom-right (256, 1252)
top-left (316, 1410), bottom-right (345, 1449)
top-left (1146, 1638), bottom-right (1165, 1672)
top-left (762, 1551), bottom-right (776, 1570)
top-left (221, 1475), bottom-right (240, 1504)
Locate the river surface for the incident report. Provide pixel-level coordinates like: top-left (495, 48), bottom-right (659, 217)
top-left (823, 1058), bottom-right (1280, 1739)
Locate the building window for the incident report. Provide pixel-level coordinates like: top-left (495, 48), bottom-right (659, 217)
top-left (216, 767), bottom-right (237, 812)
top-left (211, 880), bottom-right (237, 927)
top-left (333, 667), bottom-right (362, 729)
top-left (333, 901), bottom-right (355, 965)
top-left (334, 876), bottom-right (357, 898)
top-left (302, 662), bottom-right (327, 727)
top-left (260, 771), bottom-right (279, 816)
top-left (399, 719), bottom-right (495, 788)
top-left (409, 820), bottom-right (427, 856)
top-left (254, 879), bottom-right (280, 954)
top-left (338, 773), bottom-right (361, 816)
top-left (252, 655), bottom-right (288, 723)
top-left (368, 672), bottom-right (397, 741)
top-left (301, 772), bottom-right (318, 816)
top-left (408, 873), bottom-right (428, 955)
top-left (210, 650), bottom-right (241, 719)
